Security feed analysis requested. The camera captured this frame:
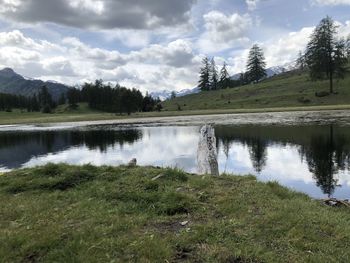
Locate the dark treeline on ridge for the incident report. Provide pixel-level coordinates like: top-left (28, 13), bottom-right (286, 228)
top-left (0, 80), bottom-right (162, 115)
top-left (68, 80), bottom-right (162, 114)
top-left (0, 86), bottom-right (56, 113)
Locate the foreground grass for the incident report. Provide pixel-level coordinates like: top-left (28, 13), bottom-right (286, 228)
top-left (1, 164), bottom-right (350, 262)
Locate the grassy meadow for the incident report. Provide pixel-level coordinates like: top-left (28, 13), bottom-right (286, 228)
top-left (1, 164), bottom-right (350, 262)
top-left (1, 69), bottom-right (350, 125)
top-left (163, 70), bottom-right (350, 111)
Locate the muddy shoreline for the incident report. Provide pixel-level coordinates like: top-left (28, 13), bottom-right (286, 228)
top-left (1, 109), bottom-right (350, 131)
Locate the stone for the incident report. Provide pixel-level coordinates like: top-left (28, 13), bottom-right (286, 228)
top-left (151, 173), bottom-right (164, 181)
top-left (180, 221), bottom-right (189, 226)
top-left (128, 158), bottom-right (137, 167)
top-left (197, 124), bottom-right (219, 176)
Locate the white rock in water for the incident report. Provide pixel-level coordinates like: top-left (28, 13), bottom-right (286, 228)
top-left (197, 125), bottom-right (219, 176)
top-left (128, 158), bottom-right (137, 167)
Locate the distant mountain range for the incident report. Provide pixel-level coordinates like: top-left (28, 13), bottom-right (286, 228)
top-left (1, 63), bottom-right (296, 102)
top-left (230, 65), bottom-right (295, 80)
top-left (150, 87), bottom-right (201, 101)
top-left (0, 68), bottom-right (71, 100)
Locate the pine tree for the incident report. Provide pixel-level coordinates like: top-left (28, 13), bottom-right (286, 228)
top-left (296, 50), bottom-right (306, 71)
top-left (38, 86), bottom-right (54, 113)
top-left (305, 16), bottom-right (348, 93)
top-left (210, 57), bottom-right (218, 90)
top-left (198, 57), bottom-right (210, 91)
top-left (170, 91), bottom-right (176, 99)
top-left (219, 62), bottom-right (230, 89)
top-left (246, 44), bottom-right (266, 83)
top-left (58, 93), bottom-right (66, 105)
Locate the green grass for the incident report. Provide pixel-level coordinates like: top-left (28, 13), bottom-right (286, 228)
top-left (163, 70), bottom-right (350, 111)
top-left (1, 69), bottom-right (350, 125)
top-left (1, 164), bottom-right (350, 262)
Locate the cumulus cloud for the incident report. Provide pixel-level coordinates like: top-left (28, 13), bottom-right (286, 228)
top-left (311, 0), bottom-right (350, 5)
top-left (0, 30), bottom-right (200, 92)
top-left (198, 11), bottom-right (252, 53)
top-left (228, 20), bottom-right (350, 74)
top-left (0, 0), bottom-right (196, 30)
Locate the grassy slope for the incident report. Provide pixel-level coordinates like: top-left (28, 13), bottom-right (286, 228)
top-left (1, 164), bottom-right (350, 262)
top-left (163, 70), bottom-right (350, 111)
top-left (1, 69), bottom-right (350, 125)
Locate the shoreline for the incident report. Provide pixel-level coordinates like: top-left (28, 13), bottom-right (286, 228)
top-left (1, 104), bottom-right (350, 126)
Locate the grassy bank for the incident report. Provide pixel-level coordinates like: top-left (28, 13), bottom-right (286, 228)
top-left (1, 103), bottom-right (350, 125)
top-left (163, 70), bottom-right (350, 111)
top-left (1, 164), bottom-right (350, 262)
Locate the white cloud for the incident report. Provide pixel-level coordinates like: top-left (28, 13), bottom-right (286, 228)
top-left (311, 0), bottom-right (350, 5)
top-left (0, 30), bottom-right (201, 92)
top-left (198, 11), bottom-right (252, 53)
top-left (246, 0), bottom-right (260, 11)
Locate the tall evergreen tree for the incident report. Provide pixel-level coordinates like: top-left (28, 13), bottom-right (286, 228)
top-left (210, 57), bottom-right (218, 90)
top-left (246, 44), bottom-right (267, 83)
top-left (38, 86), bottom-right (55, 113)
top-left (219, 62), bottom-right (230, 89)
top-left (198, 57), bottom-right (211, 91)
top-left (296, 50), bottom-right (307, 71)
top-left (305, 16), bottom-right (348, 93)
top-left (58, 93), bottom-right (66, 105)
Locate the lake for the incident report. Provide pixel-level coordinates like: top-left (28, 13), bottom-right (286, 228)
top-left (1, 111), bottom-right (350, 199)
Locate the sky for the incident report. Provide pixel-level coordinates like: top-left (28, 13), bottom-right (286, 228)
top-left (0, 0), bottom-right (350, 93)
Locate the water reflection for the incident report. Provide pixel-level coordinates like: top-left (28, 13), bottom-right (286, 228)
top-left (215, 125), bottom-right (350, 198)
top-left (299, 126), bottom-right (349, 197)
top-left (0, 124), bottom-right (349, 199)
top-left (0, 129), bottom-right (142, 169)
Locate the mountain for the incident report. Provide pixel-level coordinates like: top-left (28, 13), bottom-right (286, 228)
top-left (150, 87), bottom-right (200, 101)
top-left (230, 63), bottom-right (296, 81)
top-left (0, 68), bottom-right (71, 101)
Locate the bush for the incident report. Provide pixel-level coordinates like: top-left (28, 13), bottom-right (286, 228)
top-left (315, 91), bottom-right (330, 97)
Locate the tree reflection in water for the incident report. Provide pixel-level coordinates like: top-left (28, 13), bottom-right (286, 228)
top-left (300, 125), bottom-right (349, 197)
top-left (215, 125), bottom-right (350, 196)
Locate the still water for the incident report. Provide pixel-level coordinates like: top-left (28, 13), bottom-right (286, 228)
top-left (0, 123), bottom-right (350, 199)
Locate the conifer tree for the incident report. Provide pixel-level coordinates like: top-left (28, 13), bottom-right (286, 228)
top-left (198, 57), bottom-right (211, 91)
top-left (246, 44), bottom-right (267, 83)
top-left (219, 62), bottom-right (230, 89)
top-left (210, 57), bottom-right (218, 90)
top-left (305, 16), bottom-right (348, 93)
top-left (296, 50), bottom-right (307, 71)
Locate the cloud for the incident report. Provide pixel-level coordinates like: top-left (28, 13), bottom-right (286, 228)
top-left (246, 0), bottom-right (260, 10)
top-left (198, 11), bottom-right (252, 53)
top-left (311, 0), bottom-right (350, 5)
top-left (0, 30), bottom-right (201, 92)
top-left (0, 0), bottom-right (197, 30)
top-left (228, 20), bottom-right (350, 74)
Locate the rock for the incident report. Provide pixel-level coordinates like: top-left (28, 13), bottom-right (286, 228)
top-left (180, 221), bottom-right (189, 226)
top-left (197, 125), bottom-right (219, 176)
top-left (151, 173), bottom-right (164, 181)
top-left (128, 158), bottom-right (137, 167)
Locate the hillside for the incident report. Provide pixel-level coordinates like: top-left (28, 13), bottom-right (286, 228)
top-left (163, 69), bottom-right (350, 111)
top-left (0, 68), bottom-right (71, 101)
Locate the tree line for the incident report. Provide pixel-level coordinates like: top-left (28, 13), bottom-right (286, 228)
top-left (0, 86), bottom-right (56, 113)
top-left (198, 16), bottom-right (350, 93)
top-left (67, 80), bottom-right (162, 114)
top-left (0, 81), bottom-right (162, 115)
top-left (198, 44), bottom-right (267, 91)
